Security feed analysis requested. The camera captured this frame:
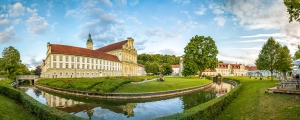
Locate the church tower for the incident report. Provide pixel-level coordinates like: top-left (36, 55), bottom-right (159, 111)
top-left (86, 33), bottom-right (93, 50)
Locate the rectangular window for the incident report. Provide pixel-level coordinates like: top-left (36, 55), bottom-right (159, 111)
top-left (59, 56), bottom-right (62, 61)
top-left (82, 64), bottom-right (85, 69)
top-left (87, 58), bottom-right (89, 63)
top-left (92, 59), bottom-right (94, 64)
top-left (60, 63), bottom-right (63, 68)
top-left (87, 65), bottom-right (89, 69)
top-left (71, 57), bottom-right (74, 62)
top-left (96, 60), bottom-right (98, 64)
top-left (53, 56), bottom-right (56, 61)
top-left (71, 64), bottom-right (74, 69)
top-left (96, 66), bottom-right (98, 69)
top-left (66, 56), bottom-right (69, 62)
top-left (77, 64), bottom-right (80, 69)
top-left (53, 63), bottom-right (56, 68)
top-left (66, 64), bottom-right (68, 68)
top-left (92, 65), bottom-right (94, 69)
top-left (82, 58), bottom-right (85, 63)
top-left (77, 58), bottom-right (80, 62)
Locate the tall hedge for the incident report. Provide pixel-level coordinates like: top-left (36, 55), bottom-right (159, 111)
top-left (155, 79), bottom-right (242, 120)
top-left (0, 80), bottom-right (86, 120)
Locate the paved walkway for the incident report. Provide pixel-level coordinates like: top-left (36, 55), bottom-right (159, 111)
top-left (131, 79), bottom-right (157, 84)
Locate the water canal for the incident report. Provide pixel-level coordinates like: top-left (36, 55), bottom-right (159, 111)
top-left (19, 81), bottom-right (234, 120)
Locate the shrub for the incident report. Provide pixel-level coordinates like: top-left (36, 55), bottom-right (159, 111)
top-left (155, 79), bottom-right (242, 120)
top-left (0, 80), bottom-right (86, 120)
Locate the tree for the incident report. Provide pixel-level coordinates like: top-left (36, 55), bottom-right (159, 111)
top-left (144, 61), bottom-right (151, 75)
top-left (284, 0), bottom-right (300, 23)
top-left (183, 35), bottom-right (218, 77)
top-left (1, 46), bottom-right (21, 79)
top-left (182, 60), bottom-right (198, 77)
top-left (274, 45), bottom-right (293, 80)
top-left (35, 66), bottom-right (42, 77)
top-left (16, 63), bottom-right (30, 75)
top-left (161, 63), bottom-right (173, 75)
top-left (293, 45), bottom-right (300, 60)
top-left (255, 37), bottom-right (281, 80)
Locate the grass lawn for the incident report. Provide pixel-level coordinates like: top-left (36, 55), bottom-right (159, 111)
top-left (114, 77), bottom-right (211, 93)
top-left (219, 76), bottom-right (300, 120)
top-left (0, 94), bottom-right (38, 120)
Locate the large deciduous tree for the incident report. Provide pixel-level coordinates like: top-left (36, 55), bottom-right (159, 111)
top-left (35, 66), bottom-right (42, 77)
top-left (144, 61), bottom-right (160, 75)
top-left (161, 63), bottom-right (173, 75)
top-left (1, 46), bottom-right (21, 79)
top-left (274, 45), bottom-right (293, 80)
top-left (284, 0), bottom-right (300, 23)
top-left (255, 37), bottom-right (281, 80)
top-left (293, 45), bottom-right (300, 60)
top-left (183, 35), bottom-right (218, 77)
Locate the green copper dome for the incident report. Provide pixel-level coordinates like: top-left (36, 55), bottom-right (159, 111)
top-left (87, 33), bottom-right (93, 42)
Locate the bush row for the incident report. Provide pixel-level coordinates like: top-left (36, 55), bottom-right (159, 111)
top-left (0, 80), bottom-right (86, 120)
top-left (155, 79), bottom-right (242, 120)
top-left (37, 76), bottom-right (157, 93)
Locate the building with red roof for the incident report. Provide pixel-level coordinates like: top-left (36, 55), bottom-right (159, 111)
top-left (41, 34), bottom-right (138, 78)
top-left (202, 62), bottom-right (248, 76)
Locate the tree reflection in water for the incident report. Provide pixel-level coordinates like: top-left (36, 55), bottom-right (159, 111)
top-left (180, 90), bottom-right (216, 110)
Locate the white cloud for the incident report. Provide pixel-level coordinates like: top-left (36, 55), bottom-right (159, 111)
top-left (165, 32), bottom-right (182, 38)
top-left (12, 18), bottom-right (21, 25)
top-left (0, 26), bottom-right (18, 43)
top-left (46, 1), bottom-right (53, 17)
top-left (173, 0), bottom-right (190, 5)
top-left (116, 0), bottom-right (127, 6)
top-left (180, 11), bottom-right (188, 14)
top-left (214, 16), bottom-right (226, 26)
top-left (0, 19), bottom-right (9, 25)
top-left (221, 0), bottom-right (288, 30)
top-left (159, 49), bottom-right (179, 55)
top-left (101, 0), bottom-right (113, 6)
top-left (145, 27), bottom-right (163, 37)
top-left (26, 8), bottom-right (49, 34)
top-left (130, 0), bottom-right (139, 6)
top-left (176, 20), bottom-right (204, 32)
top-left (209, 4), bottom-right (224, 15)
top-left (101, 13), bottom-right (124, 24)
top-left (240, 33), bottom-right (286, 38)
top-left (128, 16), bottom-right (141, 24)
top-left (8, 2), bottom-right (25, 17)
top-left (195, 4), bottom-right (206, 15)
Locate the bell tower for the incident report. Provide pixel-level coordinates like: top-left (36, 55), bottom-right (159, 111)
top-left (86, 33), bottom-right (93, 50)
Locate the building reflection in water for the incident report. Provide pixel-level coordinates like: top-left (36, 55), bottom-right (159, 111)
top-left (41, 91), bottom-right (137, 118)
top-left (42, 91), bottom-right (84, 107)
top-left (212, 80), bottom-right (233, 97)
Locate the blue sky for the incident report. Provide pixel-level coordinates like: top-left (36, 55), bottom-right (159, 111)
top-left (0, 0), bottom-right (299, 69)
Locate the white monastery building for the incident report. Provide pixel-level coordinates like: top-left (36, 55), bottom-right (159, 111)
top-left (41, 34), bottom-right (138, 78)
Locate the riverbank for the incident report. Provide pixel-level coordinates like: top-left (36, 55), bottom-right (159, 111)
top-left (218, 77), bottom-right (300, 120)
top-left (114, 77), bottom-right (211, 93)
top-left (0, 94), bottom-right (38, 120)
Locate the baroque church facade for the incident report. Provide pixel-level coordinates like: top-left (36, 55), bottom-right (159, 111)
top-left (40, 34), bottom-right (138, 78)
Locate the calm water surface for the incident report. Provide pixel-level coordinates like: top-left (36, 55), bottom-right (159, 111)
top-left (20, 81), bottom-right (233, 120)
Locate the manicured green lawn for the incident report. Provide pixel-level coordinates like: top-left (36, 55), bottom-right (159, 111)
top-left (0, 94), bottom-right (38, 120)
top-left (219, 76), bottom-right (300, 120)
top-left (114, 77), bottom-right (211, 93)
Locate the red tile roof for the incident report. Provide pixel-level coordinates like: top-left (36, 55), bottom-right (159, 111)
top-left (96, 40), bottom-right (128, 52)
top-left (172, 65), bottom-right (180, 68)
top-left (247, 66), bottom-right (257, 71)
top-left (50, 44), bottom-right (120, 62)
top-left (138, 64), bottom-right (144, 67)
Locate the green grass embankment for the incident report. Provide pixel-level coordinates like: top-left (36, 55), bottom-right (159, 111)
top-left (0, 94), bottom-right (38, 120)
top-left (219, 77), bottom-right (300, 120)
top-left (36, 76), bottom-right (157, 93)
top-left (114, 77), bottom-right (211, 93)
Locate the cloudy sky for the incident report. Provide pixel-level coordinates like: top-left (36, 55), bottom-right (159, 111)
top-left (0, 0), bottom-right (299, 69)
